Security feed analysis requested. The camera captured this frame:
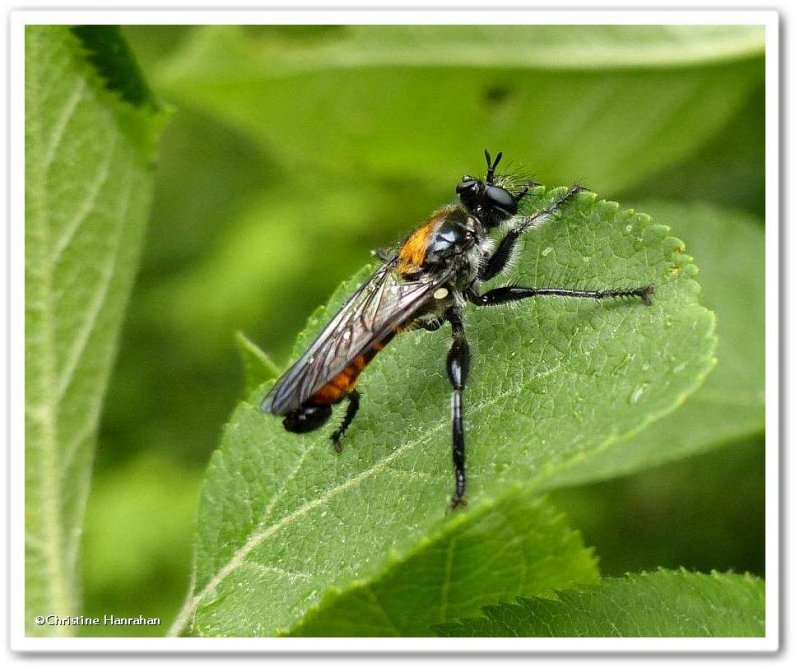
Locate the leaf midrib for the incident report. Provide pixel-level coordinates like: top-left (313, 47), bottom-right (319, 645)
top-left (26, 31), bottom-right (74, 630)
top-left (168, 363), bottom-right (556, 635)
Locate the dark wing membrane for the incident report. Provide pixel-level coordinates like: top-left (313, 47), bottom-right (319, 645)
top-left (263, 262), bottom-right (450, 415)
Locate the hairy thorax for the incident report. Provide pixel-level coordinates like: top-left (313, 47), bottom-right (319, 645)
top-left (397, 205), bottom-right (488, 288)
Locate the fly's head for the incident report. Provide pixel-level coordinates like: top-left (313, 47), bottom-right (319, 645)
top-left (456, 150), bottom-right (525, 230)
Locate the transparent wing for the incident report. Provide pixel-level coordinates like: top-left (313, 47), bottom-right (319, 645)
top-left (263, 261), bottom-right (449, 414)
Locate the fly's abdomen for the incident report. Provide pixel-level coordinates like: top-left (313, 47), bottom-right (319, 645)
top-left (308, 333), bottom-right (395, 406)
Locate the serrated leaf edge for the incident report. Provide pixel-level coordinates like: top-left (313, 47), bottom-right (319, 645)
top-left (432, 567), bottom-right (766, 636)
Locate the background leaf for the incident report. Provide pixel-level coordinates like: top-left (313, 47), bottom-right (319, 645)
top-left (551, 436), bottom-right (765, 577)
top-left (80, 453), bottom-right (201, 636)
top-left (25, 26), bottom-right (165, 634)
top-left (157, 25), bottom-right (763, 194)
top-left (171, 189), bottom-right (717, 636)
top-left (433, 569), bottom-right (765, 637)
top-left (623, 86), bottom-right (765, 216)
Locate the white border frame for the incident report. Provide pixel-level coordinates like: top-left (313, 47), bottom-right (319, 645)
top-left (8, 8), bottom-right (779, 654)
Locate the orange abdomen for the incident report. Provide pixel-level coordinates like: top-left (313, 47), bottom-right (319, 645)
top-left (308, 334), bottom-right (395, 406)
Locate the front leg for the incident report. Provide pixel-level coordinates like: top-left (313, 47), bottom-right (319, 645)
top-left (444, 308), bottom-right (470, 510)
top-left (480, 184), bottom-right (586, 281)
top-left (468, 283), bottom-right (655, 307)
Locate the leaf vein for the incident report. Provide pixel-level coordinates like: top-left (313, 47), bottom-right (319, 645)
top-left (51, 131), bottom-right (119, 264)
top-left (239, 560), bottom-right (312, 581)
top-left (55, 162), bottom-right (132, 401)
top-left (43, 78), bottom-right (86, 170)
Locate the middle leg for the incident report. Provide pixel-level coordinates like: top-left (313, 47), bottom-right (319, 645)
top-left (444, 308), bottom-right (470, 510)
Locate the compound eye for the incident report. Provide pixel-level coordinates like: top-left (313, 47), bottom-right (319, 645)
top-left (485, 184), bottom-right (518, 215)
top-left (456, 178), bottom-right (479, 196)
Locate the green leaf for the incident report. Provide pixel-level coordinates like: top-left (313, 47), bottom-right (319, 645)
top-left (157, 24), bottom-right (763, 194)
top-left (434, 569), bottom-right (765, 637)
top-left (70, 26), bottom-right (158, 109)
top-left (235, 332), bottom-right (281, 398)
top-left (25, 26), bottom-right (166, 635)
top-left (288, 488), bottom-right (598, 636)
top-left (171, 187), bottom-right (716, 636)
top-left (548, 201), bottom-right (764, 488)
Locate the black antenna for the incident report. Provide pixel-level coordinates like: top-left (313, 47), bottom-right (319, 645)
top-left (484, 149), bottom-right (503, 184)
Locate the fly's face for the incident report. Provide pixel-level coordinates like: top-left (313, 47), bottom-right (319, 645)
top-left (456, 178), bottom-right (518, 226)
top-left (456, 149), bottom-right (530, 230)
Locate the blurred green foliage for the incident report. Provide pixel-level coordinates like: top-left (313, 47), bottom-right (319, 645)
top-left (77, 25), bottom-right (765, 635)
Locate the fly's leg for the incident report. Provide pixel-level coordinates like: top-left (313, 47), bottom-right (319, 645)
top-left (445, 308), bottom-right (470, 510)
top-left (468, 284), bottom-right (655, 307)
top-left (480, 184), bottom-right (586, 282)
top-left (330, 390), bottom-right (361, 452)
top-left (410, 315), bottom-right (445, 332)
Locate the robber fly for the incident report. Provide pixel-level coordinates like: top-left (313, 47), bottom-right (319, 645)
top-left (261, 151), bottom-right (654, 509)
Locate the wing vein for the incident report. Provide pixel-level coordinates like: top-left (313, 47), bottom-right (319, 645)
top-left (266, 264), bottom-right (451, 414)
